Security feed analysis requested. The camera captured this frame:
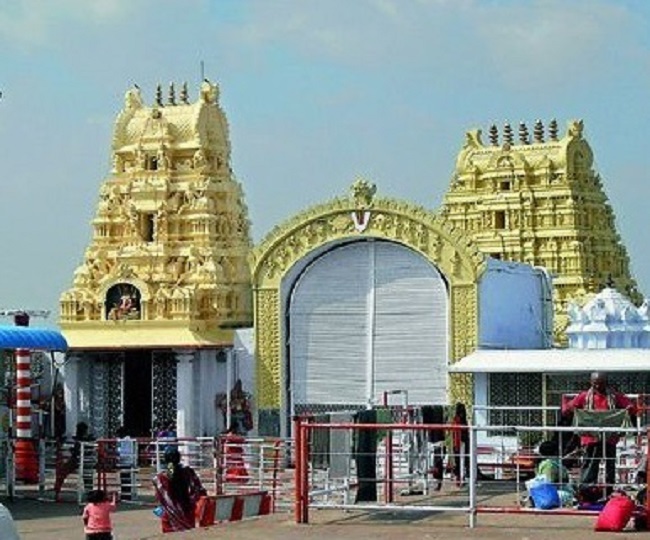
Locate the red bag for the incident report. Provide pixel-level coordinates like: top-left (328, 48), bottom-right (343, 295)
top-left (195, 495), bottom-right (216, 527)
top-left (595, 493), bottom-right (635, 532)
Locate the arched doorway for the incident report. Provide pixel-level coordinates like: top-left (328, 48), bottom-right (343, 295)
top-left (286, 239), bottom-right (449, 420)
top-left (251, 181), bottom-right (485, 436)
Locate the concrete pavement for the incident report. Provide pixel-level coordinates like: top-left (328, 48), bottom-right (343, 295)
top-left (5, 496), bottom-right (646, 540)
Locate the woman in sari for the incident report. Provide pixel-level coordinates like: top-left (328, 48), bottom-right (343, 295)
top-left (152, 448), bottom-right (206, 533)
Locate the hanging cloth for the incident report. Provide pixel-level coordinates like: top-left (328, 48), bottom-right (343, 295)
top-left (572, 409), bottom-right (630, 440)
top-left (354, 409), bottom-right (377, 503)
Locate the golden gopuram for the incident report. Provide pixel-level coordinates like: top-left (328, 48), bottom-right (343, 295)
top-left (442, 119), bottom-right (641, 340)
top-left (59, 81), bottom-right (252, 437)
top-left (56, 76), bottom-right (642, 438)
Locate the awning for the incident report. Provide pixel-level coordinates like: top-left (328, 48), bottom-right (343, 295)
top-left (449, 348), bottom-right (650, 373)
top-left (0, 326), bottom-right (68, 351)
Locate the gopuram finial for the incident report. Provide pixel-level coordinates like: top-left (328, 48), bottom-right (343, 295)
top-left (167, 82), bottom-right (176, 105)
top-left (350, 178), bottom-right (377, 209)
top-left (518, 122), bottom-right (529, 144)
top-left (549, 118), bottom-right (558, 141)
top-left (534, 119), bottom-right (544, 143)
top-left (489, 124), bottom-right (498, 146)
top-left (155, 84), bottom-right (163, 106)
top-left (503, 122), bottom-right (513, 146)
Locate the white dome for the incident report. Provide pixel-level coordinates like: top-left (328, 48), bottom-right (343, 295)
top-left (566, 287), bottom-right (650, 349)
top-left (575, 287), bottom-right (642, 324)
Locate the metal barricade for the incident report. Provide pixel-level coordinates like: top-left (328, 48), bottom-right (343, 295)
top-left (293, 416), bottom-right (476, 526)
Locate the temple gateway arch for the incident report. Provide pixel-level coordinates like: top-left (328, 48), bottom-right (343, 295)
top-left (251, 180), bottom-right (485, 436)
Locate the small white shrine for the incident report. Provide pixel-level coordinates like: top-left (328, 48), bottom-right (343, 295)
top-left (566, 287), bottom-right (650, 349)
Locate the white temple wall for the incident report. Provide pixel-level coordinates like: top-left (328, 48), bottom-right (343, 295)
top-left (197, 349), bottom-right (219, 437)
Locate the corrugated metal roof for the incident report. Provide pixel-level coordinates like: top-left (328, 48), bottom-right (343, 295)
top-left (449, 348), bottom-right (650, 373)
top-left (0, 326), bottom-right (68, 351)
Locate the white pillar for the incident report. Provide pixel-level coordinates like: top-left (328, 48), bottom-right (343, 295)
top-left (175, 351), bottom-right (195, 438)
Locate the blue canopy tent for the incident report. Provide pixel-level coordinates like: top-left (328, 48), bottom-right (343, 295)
top-left (0, 326), bottom-right (67, 351)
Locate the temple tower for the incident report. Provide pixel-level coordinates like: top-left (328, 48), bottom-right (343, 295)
top-left (59, 80), bottom-right (253, 437)
top-left (441, 119), bottom-right (641, 340)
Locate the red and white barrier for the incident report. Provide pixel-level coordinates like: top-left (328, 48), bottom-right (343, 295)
top-left (206, 491), bottom-right (272, 525)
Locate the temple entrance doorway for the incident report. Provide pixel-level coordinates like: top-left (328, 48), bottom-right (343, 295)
top-left (285, 239), bottom-right (449, 430)
top-left (123, 349), bottom-right (153, 437)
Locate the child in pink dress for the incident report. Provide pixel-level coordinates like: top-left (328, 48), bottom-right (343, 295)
top-left (82, 489), bottom-right (117, 540)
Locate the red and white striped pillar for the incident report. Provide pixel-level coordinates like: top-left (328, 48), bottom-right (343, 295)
top-left (13, 312), bottom-right (38, 483)
top-left (15, 347), bottom-right (32, 439)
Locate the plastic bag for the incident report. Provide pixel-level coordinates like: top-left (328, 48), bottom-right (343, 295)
top-left (525, 474), bottom-right (546, 490)
top-left (529, 482), bottom-right (561, 510)
top-left (526, 475), bottom-right (560, 510)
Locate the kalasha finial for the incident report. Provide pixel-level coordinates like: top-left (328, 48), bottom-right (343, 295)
top-left (518, 122), bottom-right (529, 144)
top-left (549, 118), bottom-right (558, 141)
top-left (534, 119), bottom-right (544, 143)
top-left (350, 177), bottom-right (377, 209)
top-left (180, 82), bottom-right (189, 104)
top-left (167, 83), bottom-right (176, 105)
top-left (489, 124), bottom-right (498, 146)
top-left (155, 84), bottom-right (163, 106)
top-left (503, 122), bottom-right (513, 145)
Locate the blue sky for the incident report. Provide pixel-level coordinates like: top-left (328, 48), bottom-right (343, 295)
top-left (1, 0), bottom-right (650, 328)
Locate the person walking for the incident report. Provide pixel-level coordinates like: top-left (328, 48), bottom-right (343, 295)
top-left (82, 489), bottom-right (117, 540)
top-left (563, 371), bottom-right (637, 491)
top-left (451, 403), bottom-right (470, 487)
top-left (152, 448), bottom-right (206, 533)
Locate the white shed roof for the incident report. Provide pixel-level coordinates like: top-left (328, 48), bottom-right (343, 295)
top-left (449, 348), bottom-right (650, 373)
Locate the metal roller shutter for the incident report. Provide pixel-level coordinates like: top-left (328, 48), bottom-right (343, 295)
top-left (288, 239), bottom-right (448, 413)
top-left (373, 241), bottom-right (449, 404)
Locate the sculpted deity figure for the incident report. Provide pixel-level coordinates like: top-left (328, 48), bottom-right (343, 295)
top-left (193, 148), bottom-right (207, 171)
top-left (124, 86), bottom-right (143, 110)
top-left (111, 153), bottom-right (123, 174)
top-left (167, 257), bottom-right (186, 285)
top-left (156, 144), bottom-right (170, 170)
top-left (167, 191), bottom-right (183, 213)
top-left (155, 202), bottom-right (168, 240)
top-left (73, 264), bottom-right (91, 288)
top-left (154, 286), bottom-right (169, 319)
top-left (200, 80), bottom-right (219, 104)
top-left (126, 203), bottom-right (139, 235)
top-left (567, 119), bottom-right (584, 138)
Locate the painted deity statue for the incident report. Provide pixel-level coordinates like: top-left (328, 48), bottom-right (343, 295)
top-left (216, 379), bottom-right (253, 435)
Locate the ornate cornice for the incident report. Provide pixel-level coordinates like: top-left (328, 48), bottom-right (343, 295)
top-left (455, 119), bottom-right (593, 178)
top-left (252, 181), bottom-right (486, 287)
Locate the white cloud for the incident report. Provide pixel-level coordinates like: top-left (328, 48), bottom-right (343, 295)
top-left (220, 0), bottom-right (644, 91)
top-left (0, 0), bottom-right (137, 48)
top-left (471, 0), bottom-right (637, 89)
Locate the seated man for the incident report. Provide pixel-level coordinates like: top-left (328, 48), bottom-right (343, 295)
top-left (537, 440), bottom-right (570, 484)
